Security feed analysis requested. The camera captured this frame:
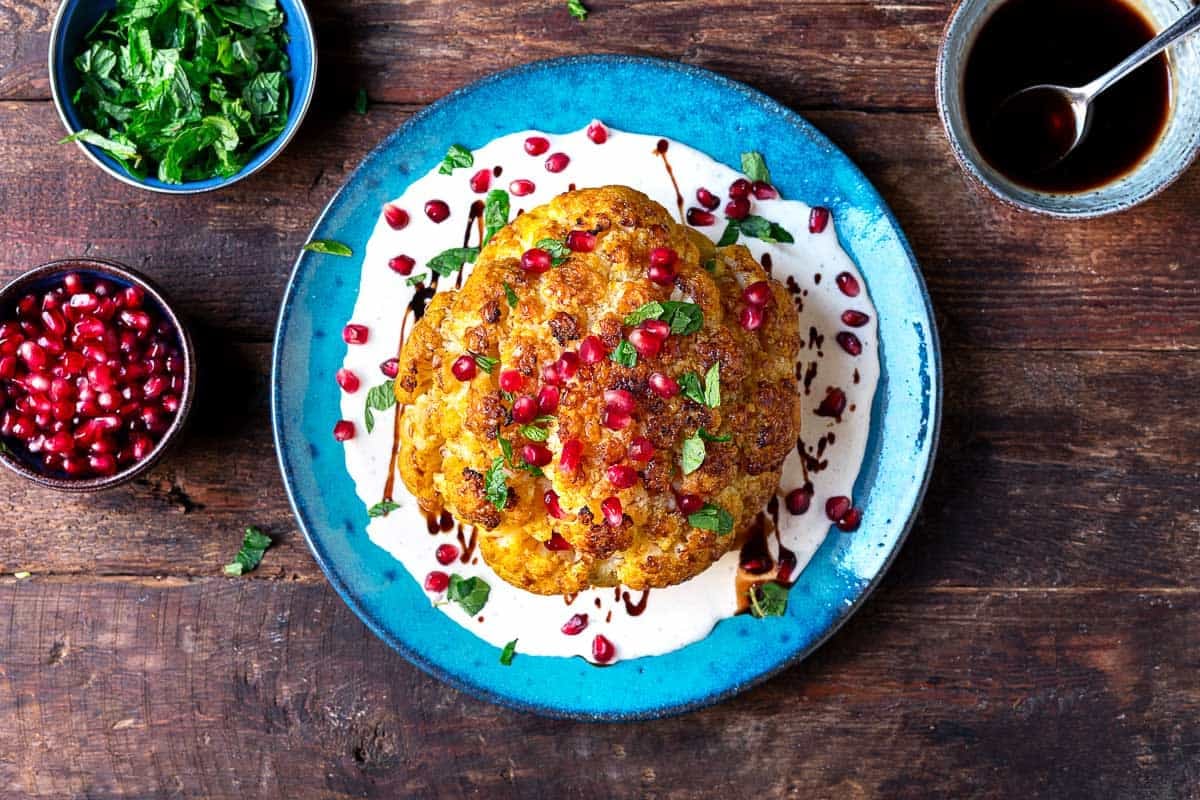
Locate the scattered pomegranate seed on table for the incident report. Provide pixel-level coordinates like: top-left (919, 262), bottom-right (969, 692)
top-left (825, 495), bottom-right (852, 523)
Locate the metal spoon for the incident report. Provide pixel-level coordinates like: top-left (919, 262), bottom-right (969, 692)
top-left (993, 4), bottom-right (1200, 171)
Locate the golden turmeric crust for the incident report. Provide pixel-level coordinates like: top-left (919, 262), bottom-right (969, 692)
top-left (395, 186), bottom-right (801, 594)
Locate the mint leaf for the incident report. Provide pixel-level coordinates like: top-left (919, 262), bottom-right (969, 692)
top-left (354, 88), bottom-right (368, 114)
top-left (717, 223), bottom-right (740, 247)
top-left (704, 363), bottom-right (721, 408)
top-left (678, 372), bottom-right (705, 405)
top-left (749, 582), bottom-right (789, 618)
top-left (223, 526), bottom-right (272, 576)
top-left (681, 432), bottom-right (705, 475)
top-left (503, 282), bottom-right (518, 308)
top-left (406, 273), bottom-right (428, 287)
top-left (303, 239), bottom-right (353, 257)
top-left (483, 190), bottom-right (510, 246)
top-left (660, 301), bottom-right (704, 335)
top-left (438, 143), bottom-right (474, 175)
top-left (698, 428), bottom-right (731, 443)
top-left (609, 339), bottom-right (638, 368)
top-left (567, 0), bottom-right (589, 21)
top-left (484, 457), bottom-right (508, 510)
top-left (688, 504), bottom-right (734, 535)
top-left (520, 424), bottom-right (549, 442)
top-left (736, 215), bottom-right (795, 245)
top-left (624, 301), bottom-right (665, 327)
top-left (364, 380), bottom-right (396, 434)
top-left (535, 238), bottom-right (570, 266)
top-left (368, 499), bottom-right (401, 518)
top-left (741, 151), bottom-right (771, 184)
top-left (428, 247), bottom-right (479, 277)
top-left (472, 353), bottom-right (498, 374)
top-left (447, 574), bottom-right (491, 615)
top-left (500, 638), bottom-right (518, 665)
top-left (498, 436), bottom-right (514, 465)
top-left (59, 129), bottom-right (139, 161)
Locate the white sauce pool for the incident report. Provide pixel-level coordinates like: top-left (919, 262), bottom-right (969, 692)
top-left (338, 124), bottom-right (879, 663)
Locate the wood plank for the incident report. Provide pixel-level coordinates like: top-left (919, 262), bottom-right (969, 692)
top-left (0, 0), bottom-right (948, 109)
top-left (1, 101), bottom-right (1197, 350)
top-left (0, 347), bottom-right (1196, 592)
top-left (0, 578), bottom-right (1194, 798)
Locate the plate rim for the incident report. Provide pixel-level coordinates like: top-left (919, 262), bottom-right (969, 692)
top-left (271, 53), bottom-right (943, 721)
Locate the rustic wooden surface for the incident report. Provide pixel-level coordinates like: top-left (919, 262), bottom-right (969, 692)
top-left (1, 1), bottom-right (1198, 797)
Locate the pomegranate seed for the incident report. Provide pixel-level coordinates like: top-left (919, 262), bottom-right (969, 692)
top-left (579, 335), bottom-right (607, 364)
top-left (509, 179), bottom-right (535, 196)
top-left (592, 634), bottom-right (616, 663)
top-left (826, 495), bottom-right (852, 523)
top-left (648, 372), bottom-right (679, 398)
top-left (524, 136), bottom-right (550, 156)
top-left (537, 384), bottom-right (560, 414)
top-left (18, 341), bottom-right (46, 370)
top-left (628, 328), bottom-right (662, 358)
top-left (512, 395), bottom-right (538, 423)
top-left (816, 387), bottom-right (847, 418)
top-left (546, 532), bottom-right (571, 551)
top-left (469, 169), bottom-right (491, 193)
top-left (587, 121), bottom-right (608, 144)
top-left (600, 497), bottom-right (623, 526)
top-left (383, 204), bottom-right (410, 230)
top-left (559, 439), bottom-right (583, 474)
top-left (424, 200), bottom-right (450, 223)
top-left (725, 198), bottom-right (750, 220)
top-left (43, 430), bottom-right (74, 453)
top-left (836, 332), bottom-right (863, 356)
top-left (333, 420), bottom-right (355, 441)
top-left (752, 181), bottom-right (779, 200)
top-left (841, 309), bottom-right (870, 327)
top-left (129, 434), bottom-right (155, 461)
top-left (142, 376), bottom-right (167, 400)
top-left (67, 292), bottom-right (99, 315)
top-left (388, 255), bottom-right (416, 275)
top-left (120, 286), bottom-right (144, 309)
top-left (739, 305), bottom-right (765, 331)
top-left (520, 248), bottom-right (552, 273)
top-left (63, 274), bottom-right (85, 295)
top-left (88, 453), bottom-right (116, 475)
top-left (786, 487), bottom-right (813, 515)
top-left (435, 544), bottom-right (459, 565)
top-left (836, 272), bottom-right (861, 297)
top-left (686, 208), bottom-right (716, 227)
top-left (566, 230), bottom-right (596, 252)
top-left (837, 507), bottom-right (863, 532)
top-left (729, 178), bottom-right (752, 199)
top-left (16, 294), bottom-right (37, 317)
top-left (604, 389), bottom-right (635, 415)
top-left (640, 319), bottom-right (670, 341)
top-left (606, 464), bottom-right (638, 489)
top-left (342, 324), bottom-right (369, 345)
top-left (424, 571), bottom-right (449, 592)
top-left (628, 436), bottom-right (654, 462)
top-left (555, 352), bottom-right (579, 381)
top-left (545, 152), bottom-right (570, 173)
top-left (676, 493), bottom-right (704, 514)
top-left (544, 489), bottom-right (567, 519)
top-left (647, 264), bottom-right (675, 285)
top-left (540, 362), bottom-right (562, 386)
top-left (161, 394), bottom-right (180, 414)
top-left (809, 206), bottom-right (831, 233)
top-left (696, 187), bottom-right (720, 210)
top-left (562, 613), bottom-right (589, 635)
top-left (451, 355), bottom-right (477, 381)
top-left (119, 310), bottom-right (152, 332)
top-left (336, 368), bottom-right (360, 393)
top-left (380, 358), bottom-right (400, 378)
top-left (41, 310), bottom-right (67, 338)
top-left (74, 317), bottom-right (104, 340)
top-left (0, 356), bottom-right (15, 380)
top-left (602, 409), bottom-right (631, 430)
top-left (499, 369), bottom-right (524, 392)
top-left (743, 281), bottom-right (773, 307)
top-left (522, 443), bottom-right (552, 467)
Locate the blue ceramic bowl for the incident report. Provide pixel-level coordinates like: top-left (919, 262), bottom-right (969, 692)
top-left (48, 0), bottom-right (316, 194)
top-left (273, 55), bottom-right (942, 720)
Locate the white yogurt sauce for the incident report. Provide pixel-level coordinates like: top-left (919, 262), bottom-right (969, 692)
top-left (338, 124), bottom-right (879, 663)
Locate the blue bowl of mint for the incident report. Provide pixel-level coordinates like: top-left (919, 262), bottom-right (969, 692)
top-left (49, 0), bottom-right (317, 194)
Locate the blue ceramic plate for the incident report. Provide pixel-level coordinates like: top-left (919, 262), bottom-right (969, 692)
top-left (272, 55), bottom-right (941, 720)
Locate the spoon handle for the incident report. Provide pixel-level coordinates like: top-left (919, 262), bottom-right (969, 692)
top-left (1083, 5), bottom-right (1200, 98)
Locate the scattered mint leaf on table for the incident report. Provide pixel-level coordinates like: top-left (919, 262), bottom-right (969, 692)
top-left (223, 526), bottom-right (272, 576)
top-left (567, 0), bottom-right (589, 21)
top-left (438, 143), bottom-right (474, 175)
top-left (354, 88), bottom-right (369, 115)
top-left (303, 239), bottom-right (353, 257)
top-left (447, 574), bottom-right (491, 615)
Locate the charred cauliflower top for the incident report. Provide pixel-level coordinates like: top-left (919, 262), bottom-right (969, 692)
top-left (395, 186), bottom-right (801, 595)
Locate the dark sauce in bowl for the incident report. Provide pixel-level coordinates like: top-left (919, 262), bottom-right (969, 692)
top-left (964, 0), bottom-right (1171, 193)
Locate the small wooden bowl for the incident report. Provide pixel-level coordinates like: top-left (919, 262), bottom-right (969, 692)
top-left (0, 259), bottom-right (196, 491)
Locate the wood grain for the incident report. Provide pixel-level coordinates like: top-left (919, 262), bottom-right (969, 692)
top-left (1, 101), bottom-right (1198, 350)
top-left (0, 578), bottom-right (1195, 799)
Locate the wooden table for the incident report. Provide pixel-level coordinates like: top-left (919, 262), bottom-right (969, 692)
top-left (2, 1), bottom-right (1198, 797)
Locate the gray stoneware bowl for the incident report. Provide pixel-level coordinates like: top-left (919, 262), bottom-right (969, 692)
top-left (937, 0), bottom-right (1200, 217)
top-left (0, 259), bottom-right (196, 492)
